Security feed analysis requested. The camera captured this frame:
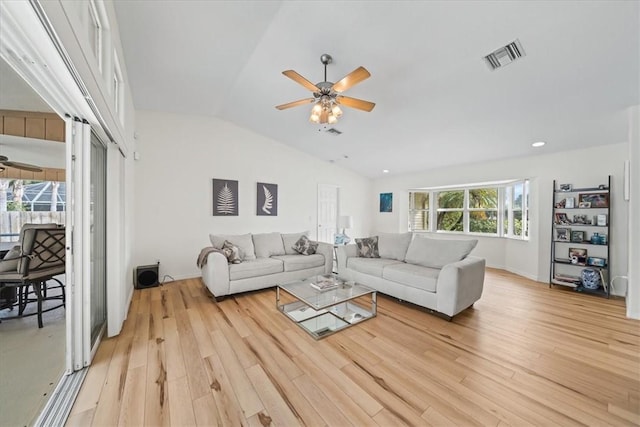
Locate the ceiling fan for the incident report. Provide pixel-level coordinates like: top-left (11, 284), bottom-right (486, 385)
top-left (276, 54), bottom-right (375, 124)
top-left (0, 155), bottom-right (43, 172)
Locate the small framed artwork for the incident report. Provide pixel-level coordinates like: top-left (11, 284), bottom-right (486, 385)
top-left (555, 227), bottom-right (571, 241)
top-left (256, 182), bottom-right (278, 216)
top-left (579, 193), bottom-right (609, 208)
top-left (578, 201), bottom-right (591, 208)
top-left (565, 197), bottom-right (575, 208)
top-left (570, 230), bottom-right (585, 242)
top-left (380, 193), bottom-right (393, 213)
top-left (572, 214), bottom-right (590, 225)
top-left (212, 179), bottom-right (238, 216)
top-left (569, 247), bottom-right (587, 265)
top-left (587, 257), bottom-right (606, 267)
top-left (559, 183), bottom-right (572, 192)
top-left (554, 213), bottom-right (571, 225)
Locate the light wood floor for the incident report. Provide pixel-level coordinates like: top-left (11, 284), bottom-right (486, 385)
top-left (67, 269), bottom-right (640, 426)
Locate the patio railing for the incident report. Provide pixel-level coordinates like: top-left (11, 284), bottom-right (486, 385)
top-left (0, 211), bottom-right (66, 242)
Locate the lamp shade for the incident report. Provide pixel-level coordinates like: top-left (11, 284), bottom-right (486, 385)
top-left (338, 215), bottom-right (354, 229)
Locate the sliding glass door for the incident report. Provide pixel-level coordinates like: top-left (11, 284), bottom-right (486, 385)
top-left (90, 134), bottom-right (106, 344)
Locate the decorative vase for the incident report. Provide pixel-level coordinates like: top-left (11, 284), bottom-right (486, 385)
top-left (581, 269), bottom-right (601, 290)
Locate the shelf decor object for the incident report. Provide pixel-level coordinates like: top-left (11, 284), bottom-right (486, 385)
top-left (550, 176), bottom-right (611, 298)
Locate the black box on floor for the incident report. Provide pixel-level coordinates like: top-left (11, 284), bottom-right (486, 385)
top-left (135, 264), bottom-right (159, 289)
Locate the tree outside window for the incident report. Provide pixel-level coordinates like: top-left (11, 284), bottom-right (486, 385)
top-left (436, 190), bottom-right (464, 232)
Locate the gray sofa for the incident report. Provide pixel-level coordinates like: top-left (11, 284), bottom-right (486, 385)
top-left (200, 232), bottom-right (332, 300)
top-left (336, 233), bottom-right (485, 319)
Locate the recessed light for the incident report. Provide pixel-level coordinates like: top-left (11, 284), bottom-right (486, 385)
top-left (532, 141), bottom-right (546, 147)
top-left (382, 169), bottom-right (389, 174)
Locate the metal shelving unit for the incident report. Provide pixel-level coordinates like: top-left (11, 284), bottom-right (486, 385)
top-left (550, 176), bottom-right (611, 298)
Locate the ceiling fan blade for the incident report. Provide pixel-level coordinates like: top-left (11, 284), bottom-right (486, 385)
top-left (335, 95), bottom-right (376, 112)
top-left (275, 98), bottom-right (315, 110)
top-left (282, 70), bottom-right (320, 92)
top-left (2, 161), bottom-right (43, 172)
top-left (331, 66), bottom-right (371, 93)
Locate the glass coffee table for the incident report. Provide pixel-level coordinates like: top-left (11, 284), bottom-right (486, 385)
top-left (276, 275), bottom-right (376, 339)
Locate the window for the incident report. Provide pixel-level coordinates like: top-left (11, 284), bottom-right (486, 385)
top-left (408, 179), bottom-right (529, 240)
top-left (408, 192), bottom-right (429, 231)
top-left (88, 1), bottom-right (102, 72)
top-left (436, 190), bottom-right (464, 232)
top-left (113, 51), bottom-right (124, 122)
top-left (468, 188), bottom-right (498, 234)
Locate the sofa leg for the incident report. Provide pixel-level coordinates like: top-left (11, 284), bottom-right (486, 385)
top-left (214, 295), bottom-right (227, 303)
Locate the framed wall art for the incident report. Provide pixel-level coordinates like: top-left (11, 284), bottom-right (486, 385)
top-left (380, 193), bottom-right (393, 213)
top-left (257, 182), bottom-right (278, 216)
top-left (212, 179), bottom-right (238, 216)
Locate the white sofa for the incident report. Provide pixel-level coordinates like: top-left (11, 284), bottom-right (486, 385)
top-left (200, 232), bottom-right (332, 300)
top-left (336, 233), bottom-right (485, 319)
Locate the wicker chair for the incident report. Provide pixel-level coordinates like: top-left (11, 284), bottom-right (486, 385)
top-left (0, 224), bottom-right (66, 328)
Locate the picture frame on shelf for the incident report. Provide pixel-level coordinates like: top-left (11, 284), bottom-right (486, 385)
top-left (578, 192), bottom-right (609, 208)
top-left (559, 183), bottom-right (572, 192)
top-left (572, 214), bottom-right (591, 225)
top-left (555, 227), bottom-right (571, 241)
top-left (569, 248), bottom-right (587, 265)
top-left (595, 214), bottom-right (608, 226)
top-left (571, 230), bottom-right (585, 242)
top-left (554, 213), bottom-right (571, 225)
top-left (555, 199), bottom-right (566, 208)
top-left (565, 197), bottom-right (575, 208)
top-left (578, 201), bottom-right (591, 208)
top-left (587, 257), bottom-right (606, 267)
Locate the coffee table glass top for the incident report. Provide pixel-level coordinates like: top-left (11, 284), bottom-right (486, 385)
top-left (277, 275), bottom-right (377, 339)
top-left (279, 276), bottom-right (374, 310)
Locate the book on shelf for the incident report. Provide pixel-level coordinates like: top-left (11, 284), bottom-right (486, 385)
top-left (553, 273), bottom-right (581, 284)
top-left (310, 275), bottom-right (341, 291)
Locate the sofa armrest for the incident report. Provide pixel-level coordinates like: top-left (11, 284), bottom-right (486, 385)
top-left (201, 251), bottom-right (231, 298)
top-left (436, 256), bottom-right (485, 317)
top-left (336, 244), bottom-right (358, 272)
top-left (315, 242), bottom-right (333, 274)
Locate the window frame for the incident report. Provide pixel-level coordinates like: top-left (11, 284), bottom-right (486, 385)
top-left (88, 0), bottom-right (103, 73)
top-left (408, 179), bottom-right (529, 240)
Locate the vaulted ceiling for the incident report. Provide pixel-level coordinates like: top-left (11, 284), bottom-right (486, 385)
top-left (114, 1), bottom-right (639, 178)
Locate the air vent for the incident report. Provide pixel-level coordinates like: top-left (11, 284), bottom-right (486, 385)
top-left (325, 128), bottom-right (342, 135)
top-left (484, 39), bottom-right (525, 70)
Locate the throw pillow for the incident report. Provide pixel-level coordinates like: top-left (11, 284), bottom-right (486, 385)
top-left (222, 240), bottom-right (242, 264)
top-left (252, 232), bottom-right (286, 258)
top-left (209, 233), bottom-right (256, 260)
top-left (355, 236), bottom-right (380, 258)
top-left (0, 245), bottom-right (21, 272)
top-left (282, 231), bottom-right (309, 255)
top-left (292, 235), bottom-right (318, 255)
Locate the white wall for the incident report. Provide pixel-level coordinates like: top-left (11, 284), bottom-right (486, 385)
top-left (133, 110), bottom-right (371, 281)
top-left (371, 143), bottom-right (629, 296)
top-left (628, 105), bottom-right (639, 318)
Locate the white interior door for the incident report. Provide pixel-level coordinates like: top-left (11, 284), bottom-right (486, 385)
top-left (317, 184), bottom-right (338, 243)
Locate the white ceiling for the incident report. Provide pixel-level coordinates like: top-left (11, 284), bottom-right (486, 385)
top-left (114, 1), bottom-right (640, 178)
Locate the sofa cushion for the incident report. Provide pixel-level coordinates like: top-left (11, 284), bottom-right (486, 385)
top-left (404, 236), bottom-right (478, 269)
top-left (253, 232), bottom-right (286, 258)
top-left (282, 231), bottom-right (309, 255)
top-left (292, 235), bottom-right (318, 255)
top-left (378, 232), bottom-right (413, 261)
top-left (383, 263), bottom-right (440, 292)
top-left (347, 257), bottom-right (402, 277)
top-left (210, 233), bottom-right (256, 260)
top-left (355, 236), bottom-right (379, 258)
top-left (0, 245), bottom-right (21, 272)
top-left (222, 240), bottom-right (242, 264)
top-left (229, 258), bottom-right (283, 280)
top-left (271, 254), bottom-right (325, 272)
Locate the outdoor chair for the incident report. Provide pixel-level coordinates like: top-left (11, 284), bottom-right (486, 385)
top-left (0, 224), bottom-right (66, 328)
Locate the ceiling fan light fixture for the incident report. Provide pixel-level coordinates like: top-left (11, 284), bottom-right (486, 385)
top-left (327, 114), bottom-right (338, 125)
top-left (309, 112), bottom-right (321, 123)
top-left (331, 104), bottom-right (343, 117)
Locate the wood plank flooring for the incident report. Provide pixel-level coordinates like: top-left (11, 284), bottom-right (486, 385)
top-left (66, 269), bottom-right (640, 426)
